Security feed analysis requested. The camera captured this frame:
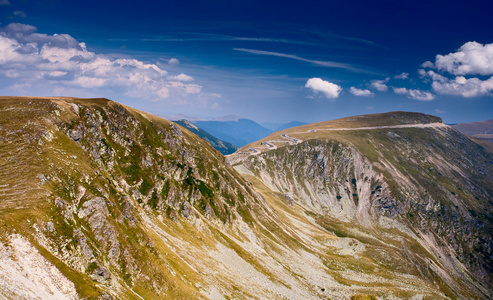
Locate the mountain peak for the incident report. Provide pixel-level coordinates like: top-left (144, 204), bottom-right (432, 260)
top-left (212, 115), bottom-right (244, 122)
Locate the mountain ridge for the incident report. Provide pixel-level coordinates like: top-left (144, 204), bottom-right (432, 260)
top-left (1, 97), bottom-right (492, 299)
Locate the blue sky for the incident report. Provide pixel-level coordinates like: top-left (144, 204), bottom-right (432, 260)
top-left (0, 0), bottom-right (492, 123)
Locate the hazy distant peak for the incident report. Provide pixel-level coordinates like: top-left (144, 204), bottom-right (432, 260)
top-left (178, 119), bottom-right (199, 130)
top-left (212, 115), bottom-right (244, 122)
top-left (161, 114), bottom-right (207, 122)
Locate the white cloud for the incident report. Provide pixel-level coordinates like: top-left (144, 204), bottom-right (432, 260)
top-left (421, 61), bottom-right (434, 68)
top-left (395, 72), bottom-right (409, 79)
top-left (407, 89), bottom-right (435, 101)
top-left (371, 77), bottom-right (389, 92)
top-left (0, 0), bottom-right (10, 5)
top-left (420, 43), bottom-right (493, 98)
top-left (168, 73), bottom-right (194, 82)
top-left (435, 109), bottom-right (445, 114)
top-left (234, 48), bottom-right (369, 73)
top-left (0, 23), bottom-right (202, 102)
top-left (305, 77), bottom-right (342, 99)
top-left (392, 87), bottom-right (435, 101)
top-left (433, 42), bottom-right (493, 76)
top-left (13, 11), bottom-right (26, 18)
top-left (425, 71), bottom-right (493, 97)
top-left (168, 58), bottom-right (180, 65)
top-left (349, 87), bottom-right (374, 97)
top-left (392, 87), bottom-right (408, 95)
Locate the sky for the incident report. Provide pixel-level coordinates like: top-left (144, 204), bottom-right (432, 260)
top-left (0, 0), bottom-right (492, 124)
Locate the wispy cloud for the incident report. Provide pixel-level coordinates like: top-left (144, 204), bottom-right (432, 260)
top-left (395, 72), bottom-right (409, 79)
top-left (0, 0), bottom-right (10, 5)
top-left (13, 11), bottom-right (26, 18)
top-left (115, 32), bottom-right (318, 46)
top-left (234, 48), bottom-right (371, 73)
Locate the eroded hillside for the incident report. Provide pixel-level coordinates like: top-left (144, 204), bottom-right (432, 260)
top-left (230, 112), bottom-right (493, 299)
top-left (0, 98), bottom-right (491, 299)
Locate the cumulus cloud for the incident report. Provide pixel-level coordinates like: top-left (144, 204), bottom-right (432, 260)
top-left (418, 42), bottom-right (493, 98)
top-left (395, 72), bottom-right (409, 79)
top-left (349, 87), bottom-right (374, 97)
top-left (305, 77), bottom-right (342, 99)
top-left (392, 87), bottom-right (408, 95)
top-left (371, 77), bottom-right (389, 92)
top-left (0, 23), bottom-right (202, 102)
top-left (392, 87), bottom-right (435, 101)
top-left (421, 61), bottom-right (434, 68)
top-left (168, 73), bottom-right (194, 82)
top-left (423, 70), bottom-right (493, 97)
top-left (168, 58), bottom-right (180, 65)
top-left (408, 89), bottom-right (435, 101)
top-left (433, 42), bottom-right (493, 76)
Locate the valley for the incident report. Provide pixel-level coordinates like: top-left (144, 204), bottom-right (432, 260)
top-left (0, 97), bottom-right (492, 299)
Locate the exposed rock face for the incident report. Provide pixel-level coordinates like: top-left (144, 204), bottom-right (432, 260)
top-left (239, 125), bottom-right (493, 297)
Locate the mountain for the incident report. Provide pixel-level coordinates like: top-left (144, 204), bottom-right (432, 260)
top-left (1, 100), bottom-right (492, 300)
top-left (172, 119), bottom-right (238, 155)
top-left (161, 114), bottom-right (207, 122)
top-left (452, 119), bottom-right (493, 142)
top-left (229, 111), bottom-right (493, 299)
top-left (262, 121), bottom-right (310, 132)
top-left (260, 121), bottom-right (283, 131)
top-left (193, 118), bottom-right (272, 147)
top-left (211, 115), bottom-right (243, 122)
top-left (452, 119), bottom-right (493, 152)
top-left (274, 121), bottom-right (309, 131)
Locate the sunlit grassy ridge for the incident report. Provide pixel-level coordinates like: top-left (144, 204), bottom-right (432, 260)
top-left (232, 111), bottom-right (493, 299)
top-left (1, 97), bottom-right (490, 299)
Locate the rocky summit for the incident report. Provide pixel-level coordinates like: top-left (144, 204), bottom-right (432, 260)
top-left (0, 97), bottom-right (492, 299)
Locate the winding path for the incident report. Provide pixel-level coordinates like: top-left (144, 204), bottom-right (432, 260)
top-left (242, 122), bottom-right (447, 156)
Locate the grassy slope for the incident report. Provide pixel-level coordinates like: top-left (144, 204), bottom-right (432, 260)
top-left (232, 112), bottom-right (493, 299)
top-left (1, 98), bottom-right (486, 299)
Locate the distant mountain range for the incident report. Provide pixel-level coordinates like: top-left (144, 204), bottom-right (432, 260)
top-left (452, 119), bottom-right (493, 140)
top-left (165, 114), bottom-right (308, 148)
top-left (452, 119), bottom-right (493, 152)
top-left (194, 118), bottom-right (271, 148)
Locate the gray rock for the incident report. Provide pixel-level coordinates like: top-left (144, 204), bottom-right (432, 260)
top-left (69, 129), bottom-right (83, 142)
top-left (182, 202), bottom-right (192, 218)
top-left (74, 229), bottom-right (95, 262)
top-left (90, 267), bottom-right (111, 284)
top-left (204, 203), bottom-right (212, 218)
top-left (46, 221), bottom-right (55, 233)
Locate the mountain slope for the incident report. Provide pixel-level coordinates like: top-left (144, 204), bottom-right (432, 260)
top-left (1, 100), bottom-right (491, 299)
top-left (172, 119), bottom-right (238, 155)
top-left (194, 118), bottom-right (272, 147)
top-left (275, 121), bottom-right (309, 131)
top-left (452, 119), bottom-right (493, 137)
top-left (230, 111), bottom-right (493, 299)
